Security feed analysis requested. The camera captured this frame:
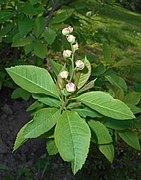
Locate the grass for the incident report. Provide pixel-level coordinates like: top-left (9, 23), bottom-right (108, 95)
top-left (73, 0), bottom-right (141, 69)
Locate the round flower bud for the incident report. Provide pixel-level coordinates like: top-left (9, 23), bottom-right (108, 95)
top-left (72, 42), bottom-right (79, 51)
top-left (62, 26), bottom-right (73, 36)
top-left (59, 71), bottom-right (69, 79)
top-left (75, 60), bottom-right (85, 70)
top-left (66, 82), bottom-right (76, 93)
top-left (63, 50), bottom-right (72, 58)
top-left (67, 35), bottom-right (76, 44)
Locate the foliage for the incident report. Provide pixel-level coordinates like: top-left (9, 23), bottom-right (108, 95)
top-left (6, 27), bottom-right (141, 175)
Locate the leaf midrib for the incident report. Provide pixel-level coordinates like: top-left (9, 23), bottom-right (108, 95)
top-left (80, 97), bottom-right (134, 119)
top-left (25, 109), bottom-right (59, 138)
top-left (66, 112), bottom-right (77, 172)
top-left (8, 68), bottom-right (57, 97)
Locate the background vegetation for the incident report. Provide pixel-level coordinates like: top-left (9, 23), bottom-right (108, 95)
top-left (0, 0), bottom-right (141, 179)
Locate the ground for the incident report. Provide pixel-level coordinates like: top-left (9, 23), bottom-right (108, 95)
top-left (0, 88), bottom-right (141, 179)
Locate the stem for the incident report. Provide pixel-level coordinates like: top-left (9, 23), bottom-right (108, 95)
top-left (70, 44), bottom-right (75, 81)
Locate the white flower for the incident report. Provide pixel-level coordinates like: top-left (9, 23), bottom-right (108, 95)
top-left (59, 71), bottom-right (69, 79)
top-left (72, 42), bottom-right (79, 51)
top-left (62, 26), bottom-right (73, 36)
top-left (63, 50), bottom-right (72, 58)
top-left (66, 82), bottom-right (76, 93)
top-left (67, 35), bottom-right (76, 44)
top-left (75, 60), bottom-right (85, 70)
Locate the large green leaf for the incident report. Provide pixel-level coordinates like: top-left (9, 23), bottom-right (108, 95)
top-left (76, 91), bottom-right (135, 120)
top-left (104, 118), bottom-right (139, 130)
top-left (71, 107), bottom-right (101, 118)
top-left (13, 122), bottom-right (29, 151)
top-left (33, 94), bottom-right (61, 108)
top-left (88, 120), bottom-right (112, 144)
top-left (77, 57), bottom-right (91, 89)
top-left (118, 130), bottom-right (140, 150)
top-left (99, 144), bottom-right (114, 163)
top-left (6, 65), bottom-right (59, 98)
top-left (24, 108), bottom-right (61, 138)
top-left (14, 108), bottom-right (61, 151)
top-left (55, 111), bottom-right (91, 174)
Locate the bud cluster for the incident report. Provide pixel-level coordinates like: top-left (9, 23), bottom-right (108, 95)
top-left (60, 26), bottom-right (85, 93)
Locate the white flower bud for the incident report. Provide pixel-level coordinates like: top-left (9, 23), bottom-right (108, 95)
top-left (63, 50), bottom-right (72, 58)
top-left (59, 71), bottom-right (69, 79)
top-left (72, 42), bottom-right (79, 51)
top-left (75, 60), bottom-right (85, 70)
top-left (66, 82), bottom-right (76, 93)
top-left (62, 26), bottom-right (73, 36)
top-left (67, 35), bottom-right (76, 44)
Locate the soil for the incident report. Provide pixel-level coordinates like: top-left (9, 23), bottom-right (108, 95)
top-left (0, 88), bottom-right (46, 179)
top-left (0, 88), bottom-right (141, 180)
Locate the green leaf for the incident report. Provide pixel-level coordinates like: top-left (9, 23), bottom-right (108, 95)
top-left (76, 91), bottom-right (135, 120)
top-left (26, 101), bottom-right (43, 112)
top-left (34, 42), bottom-right (47, 59)
top-left (6, 65), bottom-right (59, 98)
top-left (18, 17), bottom-right (33, 36)
top-left (0, 10), bottom-right (13, 23)
top-left (29, 0), bottom-right (38, 5)
top-left (12, 34), bottom-right (33, 47)
top-left (77, 57), bottom-right (91, 89)
top-left (71, 107), bottom-right (101, 118)
top-left (92, 63), bottom-right (105, 76)
top-left (14, 122), bottom-right (29, 151)
top-left (118, 130), bottom-right (140, 150)
top-left (11, 88), bottom-right (31, 101)
top-left (33, 94), bottom-right (61, 108)
top-left (24, 108), bottom-right (61, 138)
top-left (24, 42), bottom-right (34, 55)
top-left (77, 80), bottom-right (95, 94)
top-left (33, 16), bottom-right (46, 38)
top-left (55, 111), bottom-right (91, 174)
top-left (88, 120), bottom-right (112, 144)
top-left (21, 3), bottom-right (44, 16)
top-left (48, 59), bottom-right (63, 76)
top-left (99, 144), bottom-right (114, 163)
top-left (104, 118), bottom-right (139, 130)
top-left (105, 74), bottom-right (127, 93)
top-left (124, 92), bottom-right (141, 105)
top-left (103, 42), bottom-right (112, 64)
top-left (44, 28), bottom-right (57, 45)
top-left (127, 104), bottom-right (141, 114)
top-left (50, 9), bottom-right (74, 24)
top-left (46, 139), bottom-right (58, 155)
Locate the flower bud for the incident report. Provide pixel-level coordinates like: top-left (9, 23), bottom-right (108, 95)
top-left (72, 42), bottom-right (79, 51)
top-left (63, 50), bottom-right (72, 58)
top-left (59, 71), bottom-right (69, 79)
top-left (75, 60), bottom-right (85, 70)
top-left (62, 26), bottom-right (73, 36)
top-left (67, 35), bottom-right (76, 44)
top-left (66, 82), bottom-right (76, 93)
